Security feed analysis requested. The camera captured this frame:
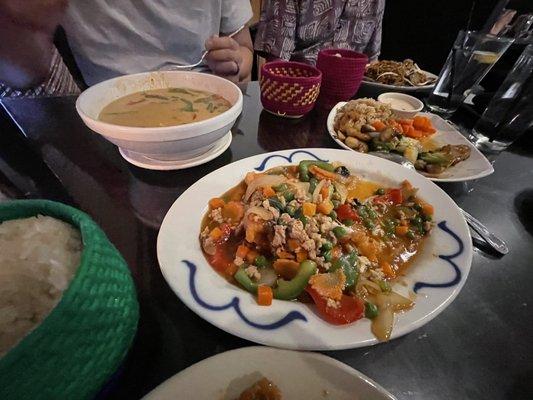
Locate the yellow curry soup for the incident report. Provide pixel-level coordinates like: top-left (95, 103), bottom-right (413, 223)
top-left (98, 87), bottom-right (231, 127)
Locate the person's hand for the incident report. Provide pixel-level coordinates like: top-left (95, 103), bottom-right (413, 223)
top-left (204, 35), bottom-right (243, 83)
top-left (0, 0), bottom-right (68, 33)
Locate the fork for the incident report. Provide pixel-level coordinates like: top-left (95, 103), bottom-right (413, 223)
top-left (169, 25), bottom-right (246, 71)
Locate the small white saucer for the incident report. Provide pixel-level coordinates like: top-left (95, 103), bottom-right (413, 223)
top-left (119, 131), bottom-right (232, 171)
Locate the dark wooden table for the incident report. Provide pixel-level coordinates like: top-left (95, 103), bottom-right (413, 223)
top-left (1, 82), bottom-right (532, 400)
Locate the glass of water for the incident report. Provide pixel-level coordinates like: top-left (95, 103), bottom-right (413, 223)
top-left (426, 30), bottom-right (514, 117)
top-left (471, 44), bottom-right (533, 153)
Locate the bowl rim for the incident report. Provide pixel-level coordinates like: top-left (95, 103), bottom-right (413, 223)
top-left (261, 60), bottom-right (322, 82)
top-left (75, 70), bottom-right (243, 139)
top-left (318, 48), bottom-right (369, 61)
top-left (377, 92), bottom-right (424, 112)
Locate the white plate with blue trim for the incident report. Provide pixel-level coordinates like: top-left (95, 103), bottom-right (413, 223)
top-left (327, 102), bottom-right (494, 182)
top-left (143, 346), bottom-right (396, 400)
top-left (157, 148), bottom-right (472, 350)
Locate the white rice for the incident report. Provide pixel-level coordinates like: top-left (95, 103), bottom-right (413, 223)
top-left (0, 215), bottom-right (82, 357)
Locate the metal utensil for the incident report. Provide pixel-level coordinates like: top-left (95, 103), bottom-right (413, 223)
top-left (169, 25), bottom-right (245, 71)
top-left (367, 151), bottom-right (509, 255)
top-left (460, 209), bottom-right (509, 255)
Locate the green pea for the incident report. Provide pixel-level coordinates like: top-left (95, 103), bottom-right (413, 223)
top-left (283, 191), bottom-right (295, 202)
top-left (329, 210), bottom-right (337, 220)
top-left (332, 226), bottom-right (348, 238)
top-left (323, 249), bottom-right (332, 262)
top-left (299, 215), bottom-right (308, 226)
top-left (344, 219), bottom-right (354, 226)
top-left (375, 188), bottom-right (385, 195)
top-left (365, 301), bottom-right (379, 319)
top-left (254, 255), bottom-right (269, 268)
top-left (321, 241), bottom-right (333, 251)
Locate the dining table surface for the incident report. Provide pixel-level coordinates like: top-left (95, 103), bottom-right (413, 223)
top-left (1, 81), bottom-right (532, 400)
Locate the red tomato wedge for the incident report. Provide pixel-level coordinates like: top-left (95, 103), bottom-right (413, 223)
top-left (306, 286), bottom-right (364, 325)
top-left (210, 246), bottom-right (233, 274)
top-left (374, 188), bottom-right (403, 205)
top-left (336, 204), bottom-right (360, 222)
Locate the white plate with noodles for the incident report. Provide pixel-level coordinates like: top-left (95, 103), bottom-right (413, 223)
top-left (327, 101), bottom-right (494, 182)
top-left (359, 59), bottom-right (437, 97)
top-left (157, 148), bottom-right (472, 350)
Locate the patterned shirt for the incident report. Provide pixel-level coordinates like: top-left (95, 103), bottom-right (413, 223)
top-left (254, 0), bottom-right (385, 64)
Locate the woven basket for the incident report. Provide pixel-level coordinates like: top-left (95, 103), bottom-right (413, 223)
top-left (260, 61), bottom-right (322, 117)
top-left (0, 200), bottom-right (139, 400)
top-left (316, 49), bottom-right (368, 108)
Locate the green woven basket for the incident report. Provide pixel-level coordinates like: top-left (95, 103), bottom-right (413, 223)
top-left (0, 200), bottom-right (139, 400)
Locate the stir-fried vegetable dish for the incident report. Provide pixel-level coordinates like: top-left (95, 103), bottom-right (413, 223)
top-left (200, 160), bottom-right (436, 341)
top-left (333, 99), bottom-right (471, 175)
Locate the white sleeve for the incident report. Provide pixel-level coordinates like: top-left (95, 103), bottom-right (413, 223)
top-left (220, 0), bottom-right (253, 34)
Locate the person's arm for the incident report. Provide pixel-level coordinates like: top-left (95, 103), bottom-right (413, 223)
top-left (0, 0), bottom-right (67, 89)
top-left (204, 27), bottom-right (253, 83)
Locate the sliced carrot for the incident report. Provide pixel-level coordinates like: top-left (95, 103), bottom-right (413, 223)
top-left (263, 186), bottom-right (276, 198)
top-left (395, 225), bottom-right (409, 236)
top-left (396, 118), bottom-right (414, 126)
top-left (421, 203), bottom-right (434, 216)
top-left (371, 120), bottom-right (387, 131)
top-left (380, 261), bottom-right (396, 279)
top-left (246, 249), bottom-right (259, 264)
top-left (404, 126), bottom-right (423, 138)
top-left (320, 182), bottom-right (330, 200)
top-left (222, 201), bottom-right (244, 223)
top-left (257, 285), bottom-right (273, 306)
top-left (309, 165), bottom-right (339, 181)
top-left (273, 258), bottom-right (300, 280)
top-left (209, 226), bottom-right (223, 240)
top-left (317, 200), bottom-right (334, 215)
top-left (209, 197), bottom-right (225, 209)
top-left (287, 239), bottom-right (300, 251)
top-left (413, 116), bottom-right (426, 130)
top-left (296, 250), bottom-right (308, 262)
top-left (309, 269), bottom-right (346, 301)
top-left (236, 244), bottom-right (250, 259)
top-left (303, 202), bottom-right (316, 217)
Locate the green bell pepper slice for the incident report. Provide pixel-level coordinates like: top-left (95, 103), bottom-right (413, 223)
top-left (298, 160), bottom-right (335, 182)
top-left (234, 266), bottom-right (258, 294)
top-left (273, 260), bottom-right (317, 300)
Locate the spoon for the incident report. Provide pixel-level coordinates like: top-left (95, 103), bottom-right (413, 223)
top-left (368, 151), bottom-right (509, 255)
top-left (169, 25), bottom-right (246, 71)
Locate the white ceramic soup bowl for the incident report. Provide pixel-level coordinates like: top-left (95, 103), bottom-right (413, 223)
top-left (76, 71), bottom-right (243, 161)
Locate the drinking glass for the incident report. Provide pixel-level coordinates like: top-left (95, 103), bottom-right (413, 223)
top-left (426, 30), bottom-right (513, 117)
top-left (471, 44), bottom-right (533, 153)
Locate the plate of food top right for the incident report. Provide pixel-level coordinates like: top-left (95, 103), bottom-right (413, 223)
top-left (327, 99), bottom-right (494, 182)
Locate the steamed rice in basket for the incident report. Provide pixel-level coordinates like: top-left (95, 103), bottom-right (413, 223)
top-left (0, 216), bottom-right (82, 356)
